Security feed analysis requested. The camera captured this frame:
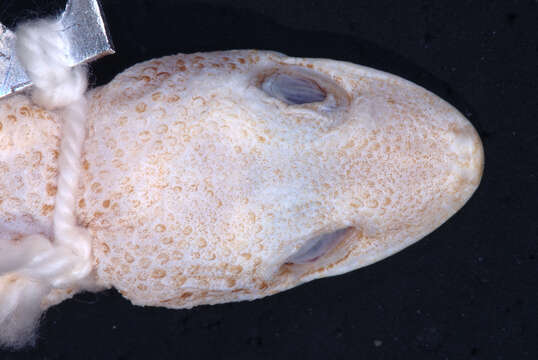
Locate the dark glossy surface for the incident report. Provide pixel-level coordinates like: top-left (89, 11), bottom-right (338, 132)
top-left (0, 0), bottom-right (536, 359)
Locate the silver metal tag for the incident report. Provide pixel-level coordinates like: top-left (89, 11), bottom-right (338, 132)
top-left (0, 0), bottom-right (114, 99)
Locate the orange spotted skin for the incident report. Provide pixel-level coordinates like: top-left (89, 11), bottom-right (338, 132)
top-left (0, 97), bottom-right (60, 240)
top-left (0, 50), bottom-right (483, 309)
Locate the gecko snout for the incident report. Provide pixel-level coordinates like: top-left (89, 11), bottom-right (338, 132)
top-left (448, 119), bottom-right (485, 192)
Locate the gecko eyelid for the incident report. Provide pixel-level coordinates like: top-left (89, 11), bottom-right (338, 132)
top-left (261, 72), bottom-right (327, 105)
top-left (286, 227), bottom-right (352, 264)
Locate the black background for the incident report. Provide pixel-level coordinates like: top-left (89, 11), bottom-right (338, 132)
top-left (1, 0), bottom-right (537, 359)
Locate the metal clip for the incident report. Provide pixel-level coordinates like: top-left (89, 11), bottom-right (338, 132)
top-left (0, 0), bottom-right (114, 99)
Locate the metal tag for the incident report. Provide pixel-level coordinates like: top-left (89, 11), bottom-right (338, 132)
top-left (0, 0), bottom-right (114, 99)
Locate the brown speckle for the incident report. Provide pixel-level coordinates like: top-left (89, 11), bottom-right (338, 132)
top-left (151, 269), bottom-right (166, 279)
top-left (117, 116), bottom-right (128, 126)
top-left (162, 237), bottom-right (173, 245)
top-left (41, 204), bottom-right (54, 216)
top-left (138, 130), bottom-right (151, 142)
top-left (139, 75), bottom-right (151, 82)
top-left (136, 103), bottom-right (147, 113)
top-left (157, 124), bottom-right (168, 134)
top-left (46, 183), bottom-right (57, 196)
top-left (106, 138), bottom-right (117, 149)
top-left (180, 292), bottom-right (193, 299)
top-left (31, 151), bottom-right (42, 167)
top-left (167, 95), bottom-right (180, 103)
top-left (157, 72), bottom-right (170, 79)
top-left (91, 182), bottom-right (103, 193)
top-left (231, 265), bottom-right (243, 275)
top-left (183, 225), bottom-right (193, 235)
top-left (157, 253), bottom-right (170, 265)
top-left (103, 199), bottom-right (111, 208)
top-left (173, 275), bottom-right (187, 287)
top-left (139, 258), bottom-right (151, 268)
top-left (19, 107), bottom-right (32, 117)
top-left (155, 224), bottom-right (166, 233)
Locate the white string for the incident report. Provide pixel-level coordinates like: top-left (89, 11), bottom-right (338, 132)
top-left (0, 19), bottom-right (92, 348)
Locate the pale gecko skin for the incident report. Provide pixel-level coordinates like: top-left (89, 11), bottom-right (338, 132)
top-left (0, 50), bottom-right (484, 310)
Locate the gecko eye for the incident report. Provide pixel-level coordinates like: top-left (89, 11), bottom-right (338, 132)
top-left (261, 73), bottom-right (326, 105)
top-left (258, 66), bottom-right (349, 113)
top-left (286, 227), bottom-right (352, 264)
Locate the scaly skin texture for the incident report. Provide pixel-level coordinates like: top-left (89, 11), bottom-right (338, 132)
top-left (0, 50), bottom-right (483, 310)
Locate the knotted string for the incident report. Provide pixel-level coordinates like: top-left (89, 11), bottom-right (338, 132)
top-left (0, 19), bottom-right (92, 348)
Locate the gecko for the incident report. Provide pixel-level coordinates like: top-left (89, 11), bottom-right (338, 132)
top-left (0, 49), bottom-right (484, 345)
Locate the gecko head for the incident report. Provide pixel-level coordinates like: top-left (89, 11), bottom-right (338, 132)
top-left (85, 51), bottom-right (483, 307)
top-left (224, 53), bottom-right (485, 296)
